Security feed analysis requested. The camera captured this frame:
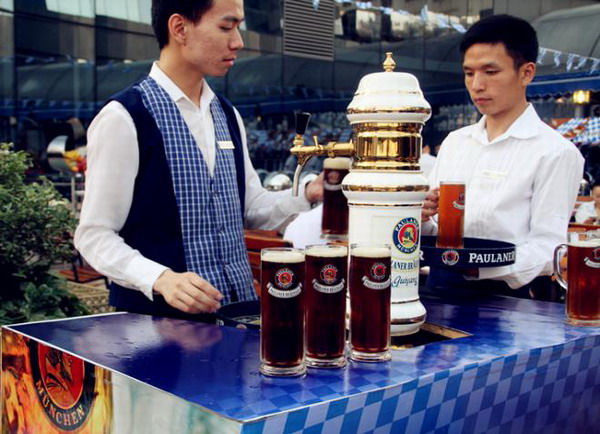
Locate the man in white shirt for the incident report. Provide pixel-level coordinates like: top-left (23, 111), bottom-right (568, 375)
top-left (75, 0), bottom-right (322, 319)
top-left (422, 15), bottom-right (584, 298)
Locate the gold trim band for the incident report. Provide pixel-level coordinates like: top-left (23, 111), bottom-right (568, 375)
top-left (351, 162), bottom-right (420, 171)
top-left (354, 122), bottom-right (423, 133)
top-left (390, 314), bottom-right (427, 325)
top-left (347, 202), bottom-right (423, 208)
top-left (347, 107), bottom-right (432, 115)
top-left (343, 185), bottom-right (428, 193)
top-left (390, 298), bottom-right (421, 304)
top-left (353, 90), bottom-right (424, 97)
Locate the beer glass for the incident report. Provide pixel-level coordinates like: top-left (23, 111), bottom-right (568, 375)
top-left (436, 182), bottom-right (465, 248)
top-left (304, 244), bottom-right (348, 368)
top-left (322, 157), bottom-right (351, 240)
top-left (554, 240), bottom-right (600, 326)
top-left (348, 243), bottom-right (392, 362)
top-left (260, 248), bottom-right (306, 376)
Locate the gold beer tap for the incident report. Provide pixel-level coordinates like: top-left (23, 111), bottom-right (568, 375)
top-left (290, 112), bottom-right (354, 196)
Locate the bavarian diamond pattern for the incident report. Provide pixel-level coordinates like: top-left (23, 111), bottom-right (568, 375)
top-left (239, 336), bottom-right (600, 433)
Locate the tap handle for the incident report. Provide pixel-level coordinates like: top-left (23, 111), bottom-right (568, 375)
top-left (294, 112), bottom-right (311, 136)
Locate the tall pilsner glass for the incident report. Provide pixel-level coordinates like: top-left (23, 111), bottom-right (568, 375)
top-left (260, 248), bottom-right (306, 376)
top-left (349, 244), bottom-right (392, 362)
top-left (305, 244), bottom-right (348, 368)
top-left (322, 157), bottom-right (351, 240)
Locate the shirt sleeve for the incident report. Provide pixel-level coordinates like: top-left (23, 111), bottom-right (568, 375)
top-left (421, 137), bottom-right (445, 236)
top-left (74, 102), bottom-right (168, 299)
top-left (233, 109), bottom-right (312, 231)
top-left (479, 144), bottom-right (584, 288)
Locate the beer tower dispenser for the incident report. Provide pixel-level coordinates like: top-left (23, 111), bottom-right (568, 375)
top-left (291, 53), bottom-right (431, 335)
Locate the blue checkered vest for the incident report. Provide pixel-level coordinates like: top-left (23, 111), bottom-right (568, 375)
top-left (108, 77), bottom-right (255, 316)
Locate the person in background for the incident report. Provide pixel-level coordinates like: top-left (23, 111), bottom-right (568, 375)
top-left (421, 14), bottom-right (584, 299)
top-left (420, 144), bottom-right (437, 180)
top-left (575, 180), bottom-right (600, 224)
top-left (75, 0), bottom-right (323, 320)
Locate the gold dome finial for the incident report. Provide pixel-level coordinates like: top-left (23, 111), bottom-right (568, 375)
top-left (383, 52), bottom-right (396, 72)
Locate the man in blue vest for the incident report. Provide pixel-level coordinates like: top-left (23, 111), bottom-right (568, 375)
top-left (75, 0), bottom-right (322, 320)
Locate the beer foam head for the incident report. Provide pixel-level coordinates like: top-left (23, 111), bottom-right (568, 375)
top-left (569, 239), bottom-right (600, 248)
top-left (324, 157), bottom-right (352, 170)
top-left (351, 245), bottom-right (390, 258)
top-left (305, 245), bottom-right (348, 257)
top-left (261, 249), bottom-right (305, 263)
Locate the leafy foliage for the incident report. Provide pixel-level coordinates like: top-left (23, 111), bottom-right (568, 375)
top-left (0, 143), bottom-right (89, 325)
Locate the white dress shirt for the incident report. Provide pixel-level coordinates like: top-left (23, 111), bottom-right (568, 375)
top-left (420, 152), bottom-right (437, 180)
top-left (575, 201), bottom-right (599, 224)
top-left (425, 104), bottom-right (584, 288)
top-left (283, 204), bottom-right (328, 249)
top-left (75, 63), bottom-right (311, 299)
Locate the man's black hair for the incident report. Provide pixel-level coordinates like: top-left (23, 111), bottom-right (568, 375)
top-left (459, 14), bottom-right (538, 69)
top-left (592, 179), bottom-right (600, 190)
top-left (151, 0), bottom-right (214, 49)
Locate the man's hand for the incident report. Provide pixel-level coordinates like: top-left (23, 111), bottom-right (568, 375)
top-left (584, 216), bottom-right (597, 225)
top-left (153, 270), bottom-right (223, 314)
top-left (422, 188), bottom-right (439, 222)
top-left (305, 172), bottom-right (324, 203)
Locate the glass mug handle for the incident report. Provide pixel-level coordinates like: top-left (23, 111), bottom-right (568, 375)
top-left (553, 244), bottom-right (568, 290)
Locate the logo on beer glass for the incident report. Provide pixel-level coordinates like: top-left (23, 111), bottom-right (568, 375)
top-left (453, 192), bottom-right (465, 210)
top-left (370, 263), bottom-right (387, 281)
top-left (441, 249), bottom-right (460, 266)
top-left (269, 267), bottom-right (302, 298)
top-left (361, 262), bottom-right (390, 290)
top-left (584, 247), bottom-right (600, 269)
top-left (275, 268), bottom-right (294, 288)
top-left (393, 217), bottom-right (419, 254)
top-left (320, 264), bottom-right (339, 284)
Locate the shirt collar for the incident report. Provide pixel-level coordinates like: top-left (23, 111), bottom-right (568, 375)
top-left (466, 103), bottom-right (540, 145)
top-left (149, 62), bottom-right (215, 115)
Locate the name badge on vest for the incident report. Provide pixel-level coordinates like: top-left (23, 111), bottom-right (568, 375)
top-left (218, 140), bottom-right (235, 150)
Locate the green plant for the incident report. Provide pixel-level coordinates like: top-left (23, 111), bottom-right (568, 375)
top-left (0, 143), bottom-right (89, 324)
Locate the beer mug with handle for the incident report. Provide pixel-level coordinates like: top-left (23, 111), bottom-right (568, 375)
top-left (553, 239), bottom-right (600, 326)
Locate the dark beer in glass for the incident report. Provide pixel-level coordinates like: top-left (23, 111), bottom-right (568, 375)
top-left (304, 244), bottom-right (348, 368)
top-left (260, 248), bottom-right (306, 376)
top-left (322, 157), bottom-right (351, 240)
top-left (436, 182), bottom-right (465, 248)
top-left (554, 240), bottom-right (600, 326)
top-left (349, 244), bottom-right (392, 362)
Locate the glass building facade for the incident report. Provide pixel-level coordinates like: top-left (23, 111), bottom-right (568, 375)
top-left (0, 0), bottom-right (598, 167)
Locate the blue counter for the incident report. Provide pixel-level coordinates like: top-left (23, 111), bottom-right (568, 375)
top-left (2, 294), bottom-right (599, 433)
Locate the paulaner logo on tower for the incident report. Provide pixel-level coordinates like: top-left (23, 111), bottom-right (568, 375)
top-left (30, 342), bottom-right (95, 431)
top-left (393, 217), bottom-right (419, 254)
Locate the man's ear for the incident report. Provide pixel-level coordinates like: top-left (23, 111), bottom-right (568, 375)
top-left (521, 61), bottom-right (536, 86)
top-left (168, 13), bottom-right (187, 46)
